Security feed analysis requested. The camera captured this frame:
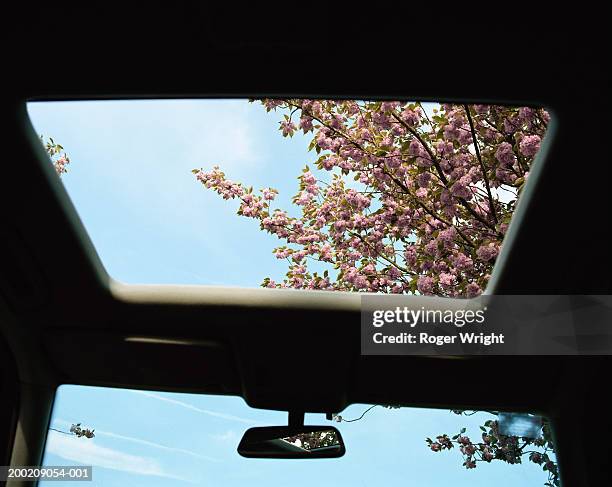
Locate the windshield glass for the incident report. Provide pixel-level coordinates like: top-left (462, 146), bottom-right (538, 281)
top-left (40, 385), bottom-right (558, 486)
top-left (27, 99), bottom-right (550, 296)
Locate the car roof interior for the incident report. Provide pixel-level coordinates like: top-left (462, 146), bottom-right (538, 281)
top-left (2, 5), bottom-right (611, 486)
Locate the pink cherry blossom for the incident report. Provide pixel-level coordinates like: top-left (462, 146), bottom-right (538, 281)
top-left (194, 100), bottom-right (548, 296)
top-left (519, 135), bottom-right (542, 157)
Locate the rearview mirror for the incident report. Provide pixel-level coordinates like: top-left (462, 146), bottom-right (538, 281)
top-left (237, 426), bottom-right (345, 459)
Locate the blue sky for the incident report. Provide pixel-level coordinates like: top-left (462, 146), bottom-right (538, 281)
top-left (27, 99), bottom-right (329, 286)
top-left (29, 100), bottom-right (553, 486)
top-left (40, 385), bottom-right (553, 487)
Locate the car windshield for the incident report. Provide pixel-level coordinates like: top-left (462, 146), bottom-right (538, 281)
top-left (40, 385), bottom-right (558, 486)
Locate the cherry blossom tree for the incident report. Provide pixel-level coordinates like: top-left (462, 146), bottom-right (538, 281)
top-left (427, 411), bottom-right (558, 486)
top-left (194, 99), bottom-right (548, 297)
top-left (194, 99), bottom-right (555, 484)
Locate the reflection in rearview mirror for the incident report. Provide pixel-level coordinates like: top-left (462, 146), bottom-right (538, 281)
top-left (284, 429), bottom-right (340, 450)
top-left (238, 426), bottom-right (345, 459)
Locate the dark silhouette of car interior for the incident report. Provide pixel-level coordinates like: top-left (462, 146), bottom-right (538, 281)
top-left (1, 5), bottom-right (611, 486)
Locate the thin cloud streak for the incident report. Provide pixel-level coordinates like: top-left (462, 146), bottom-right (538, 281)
top-left (131, 390), bottom-right (260, 425)
top-left (97, 431), bottom-right (220, 463)
top-left (45, 431), bottom-right (192, 482)
top-left (51, 418), bottom-right (220, 463)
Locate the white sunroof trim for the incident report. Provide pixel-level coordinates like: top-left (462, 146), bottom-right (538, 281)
top-left (485, 108), bottom-right (557, 295)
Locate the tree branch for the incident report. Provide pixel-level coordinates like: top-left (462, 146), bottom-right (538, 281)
top-left (463, 105), bottom-right (498, 224)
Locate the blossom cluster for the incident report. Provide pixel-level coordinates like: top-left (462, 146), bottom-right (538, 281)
top-left (427, 416), bottom-right (559, 486)
top-left (43, 136), bottom-right (71, 175)
top-left (194, 100), bottom-right (549, 296)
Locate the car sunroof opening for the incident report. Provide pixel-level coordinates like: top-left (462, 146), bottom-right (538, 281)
top-left (27, 99), bottom-right (550, 297)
